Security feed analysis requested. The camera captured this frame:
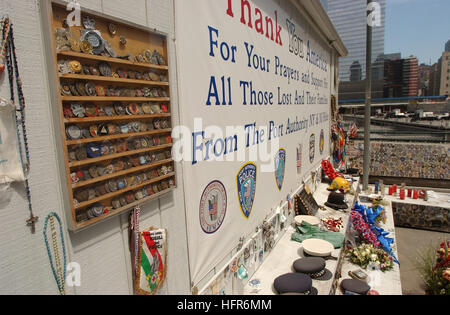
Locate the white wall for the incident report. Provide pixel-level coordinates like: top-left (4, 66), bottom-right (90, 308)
top-left (0, 0), bottom-right (190, 295)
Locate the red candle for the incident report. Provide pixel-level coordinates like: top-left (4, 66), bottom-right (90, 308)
top-left (388, 187), bottom-right (393, 195)
top-left (400, 189), bottom-right (405, 200)
top-left (393, 185), bottom-right (397, 193)
top-left (407, 189), bottom-right (412, 198)
top-left (413, 190), bottom-right (418, 199)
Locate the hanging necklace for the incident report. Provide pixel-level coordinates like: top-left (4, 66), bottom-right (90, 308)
top-left (2, 17), bottom-right (37, 233)
top-left (43, 212), bottom-right (67, 295)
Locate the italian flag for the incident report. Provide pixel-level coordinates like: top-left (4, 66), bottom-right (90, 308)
top-left (139, 231), bottom-right (164, 293)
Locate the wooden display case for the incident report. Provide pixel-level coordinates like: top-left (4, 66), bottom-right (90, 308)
top-left (49, 3), bottom-right (176, 230)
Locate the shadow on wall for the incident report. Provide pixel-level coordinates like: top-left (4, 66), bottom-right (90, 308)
top-left (0, 183), bottom-right (15, 207)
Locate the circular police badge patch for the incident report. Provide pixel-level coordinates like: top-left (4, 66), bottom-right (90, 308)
top-left (199, 181), bottom-right (227, 234)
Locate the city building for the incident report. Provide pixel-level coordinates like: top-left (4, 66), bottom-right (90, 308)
top-left (429, 59), bottom-right (442, 96)
top-left (384, 53), bottom-right (401, 61)
top-left (325, 0), bottom-right (386, 82)
top-left (339, 79), bottom-right (384, 100)
top-left (339, 54), bottom-right (390, 100)
top-left (384, 56), bottom-right (404, 98)
top-left (382, 54), bottom-right (419, 98)
top-left (418, 64), bottom-right (432, 96)
top-left (440, 51), bottom-right (450, 95)
top-left (445, 39), bottom-right (450, 52)
top-left (403, 56), bottom-right (419, 97)
top-left (350, 61), bottom-right (362, 81)
top-left (372, 55), bottom-right (386, 81)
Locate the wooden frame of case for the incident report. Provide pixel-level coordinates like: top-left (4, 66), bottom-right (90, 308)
top-left (48, 3), bottom-right (176, 230)
top-left (294, 189), bottom-right (319, 216)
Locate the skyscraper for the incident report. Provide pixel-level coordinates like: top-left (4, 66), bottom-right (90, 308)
top-left (446, 40), bottom-right (450, 52)
top-left (402, 56), bottom-right (419, 97)
top-left (440, 51), bottom-right (450, 96)
top-left (324, 0), bottom-right (386, 82)
top-left (383, 54), bottom-right (419, 98)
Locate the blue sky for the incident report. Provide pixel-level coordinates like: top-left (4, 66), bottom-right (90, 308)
top-left (385, 0), bottom-right (450, 65)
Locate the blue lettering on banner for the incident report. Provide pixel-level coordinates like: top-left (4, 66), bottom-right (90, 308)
top-left (239, 81), bottom-right (273, 105)
top-left (206, 76), bottom-right (232, 106)
top-left (193, 7), bottom-right (331, 165)
top-left (244, 42), bottom-right (271, 73)
top-left (190, 111), bottom-right (328, 164)
top-left (208, 25), bottom-right (237, 62)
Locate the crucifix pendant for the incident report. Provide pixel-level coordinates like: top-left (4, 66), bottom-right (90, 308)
top-left (26, 214), bottom-right (39, 234)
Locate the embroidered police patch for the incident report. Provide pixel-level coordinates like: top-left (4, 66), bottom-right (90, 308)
top-left (275, 149), bottom-right (286, 191)
top-left (309, 133), bottom-right (316, 163)
top-left (199, 180), bottom-right (227, 234)
top-left (319, 129), bottom-right (324, 155)
top-left (237, 163), bottom-right (257, 219)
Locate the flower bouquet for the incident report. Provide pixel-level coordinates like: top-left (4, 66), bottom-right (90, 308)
top-left (416, 241), bottom-right (450, 295)
top-left (346, 243), bottom-right (394, 272)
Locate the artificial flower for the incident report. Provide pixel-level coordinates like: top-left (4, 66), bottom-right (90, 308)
top-left (443, 269), bottom-right (450, 282)
top-left (346, 243), bottom-right (394, 272)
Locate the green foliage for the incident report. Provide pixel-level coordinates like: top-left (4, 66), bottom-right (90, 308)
top-left (415, 241), bottom-right (450, 295)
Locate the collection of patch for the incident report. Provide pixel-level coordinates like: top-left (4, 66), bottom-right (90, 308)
top-left (55, 15), bottom-right (167, 66)
top-left (51, 12), bottom-right (177, 227)
top-left (59, 59), bottom-right (168, 81)
top-left (60, 80), bottom-right (168, 99)
top-left (65, 118), bottom-right (170, 141)
top-left (70, 150), bottom-right (172, 184)
top-left (63, 102), bottom-right (169, 119)
top-left (67, 135), bottom-right (172, 161)
top-left (76, 176), bottom-right (175, 223)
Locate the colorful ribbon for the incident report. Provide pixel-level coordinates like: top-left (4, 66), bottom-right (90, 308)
top-left (352, 202), bottom-right (399, 265)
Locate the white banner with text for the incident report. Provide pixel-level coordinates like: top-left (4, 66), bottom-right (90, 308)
top-left (175, 0), bottom-right (332, 285)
